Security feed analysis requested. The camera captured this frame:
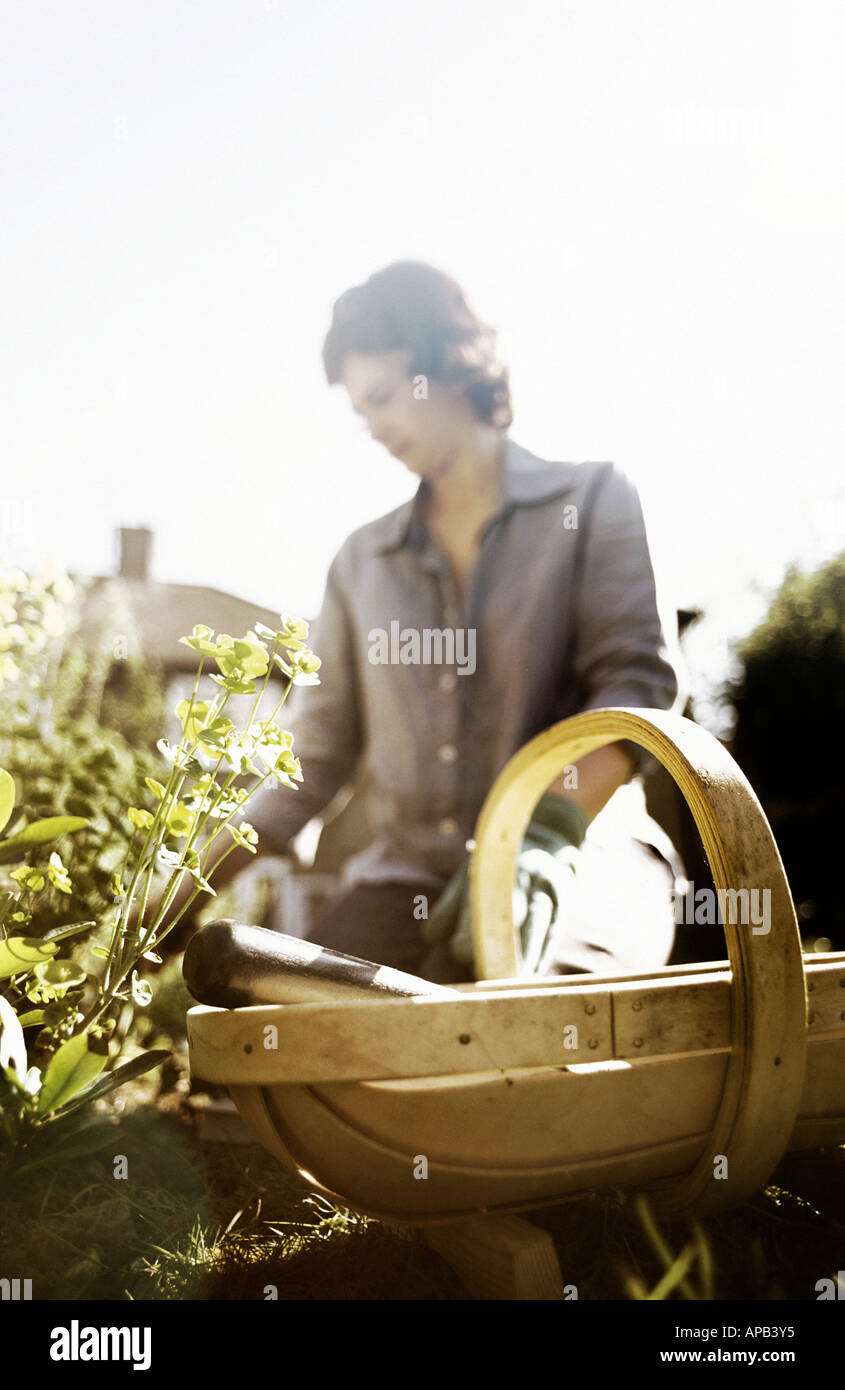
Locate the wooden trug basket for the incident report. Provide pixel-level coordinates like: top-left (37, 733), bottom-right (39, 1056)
top-left (186, 710), bottom-right (845, 1295)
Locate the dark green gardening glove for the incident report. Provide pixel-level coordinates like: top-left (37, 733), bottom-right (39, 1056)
top-left (420, 794), bottom-right (589, 977)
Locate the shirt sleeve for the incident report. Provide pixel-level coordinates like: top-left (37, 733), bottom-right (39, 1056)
top-left (246, 552), bottom-right (364, 853)
top-left (569, 462), bottom-right (688, 777)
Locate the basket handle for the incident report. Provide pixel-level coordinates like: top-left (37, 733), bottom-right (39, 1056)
top-left (469, 707), bottom-right (807, 1217)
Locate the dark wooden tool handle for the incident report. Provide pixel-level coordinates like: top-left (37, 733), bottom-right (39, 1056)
top-left (182, 919), bottom-right (457, 1008)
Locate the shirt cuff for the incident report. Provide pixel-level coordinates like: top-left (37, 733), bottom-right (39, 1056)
top-left (530, 794), bottom-right (589, 848)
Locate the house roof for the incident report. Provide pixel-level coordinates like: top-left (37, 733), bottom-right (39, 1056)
top-left (76, 574), bottom-right (292, 673)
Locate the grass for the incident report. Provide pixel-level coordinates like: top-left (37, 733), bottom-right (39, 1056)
top-left (0, 1072), bottom-right (469, 1300)
top-left (532, 1175), bottom-right (845, 1300)
top-left (3, 1078), bottom-right (842, 1301)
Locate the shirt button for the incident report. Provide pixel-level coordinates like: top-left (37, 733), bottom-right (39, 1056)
top-left (438, 816), bottom-right (459, 836)
top-left (437, 743), bottom-right (458, 765)
top-left (439, 672), bottom-right (457, 693)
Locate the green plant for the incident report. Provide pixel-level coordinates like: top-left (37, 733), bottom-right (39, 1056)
top-left (268, 1191), bottom-right (370, 1243)
top-left (618, 1196), bottom-right (715, 1299)
top-left (723, 550), bottom-right (845, 946)
top-left (0, 605), bottom-right (320, 1168)
top-left (0, 565), bottom-right (165, 938)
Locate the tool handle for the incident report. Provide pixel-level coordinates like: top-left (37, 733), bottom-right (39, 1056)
top-left (182, 918), bottom-right (458, 1009)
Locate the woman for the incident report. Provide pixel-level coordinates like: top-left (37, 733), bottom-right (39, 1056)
top-left (250, 260), bottom-right (687, 982)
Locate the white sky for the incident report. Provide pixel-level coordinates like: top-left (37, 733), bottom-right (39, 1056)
top-left (2, 0), bottom-right (843, 732)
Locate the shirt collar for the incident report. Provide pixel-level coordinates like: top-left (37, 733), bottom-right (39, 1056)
top-left (370, 435), bottom-right (581, 555)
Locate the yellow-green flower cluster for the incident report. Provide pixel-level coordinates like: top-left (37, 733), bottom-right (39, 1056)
top-left (9, 851), bottom-right (73, 896)
top-left (179, 615), bottom-right (321, 693)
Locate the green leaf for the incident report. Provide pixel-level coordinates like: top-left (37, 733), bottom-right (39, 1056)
top-left (2, 806), bottom-right (24, 837)
top-left (13, 1115), bottom-right (121, 1174)
top-left (0, 768), bottom-right (15, 835)
top-left (41, 920), bottom-right (97, 943)
top-left (197, 728), bottom-right (226, 750)
top-left (2, 815), bottom-right (89, 846)
top-left (50, 1049), bottom-right (170, 1119)
top-left (209, 672), bottom-right (257, 696)
top-left (37, 1034), bottom-right (107, 1115)
top-left (0, 936), bottom-right (58, 978)
top-left (176, 698), bottom-right (213, 745)
top-left (188, 866), bottom-right (216, 895)
top-left (16, 1009), bottom-right (46, 1027)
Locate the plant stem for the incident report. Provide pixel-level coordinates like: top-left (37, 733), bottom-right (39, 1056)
top-left (78, 647), bottom-right (300, 1036)
top-left (633, 1195), bottom-right (698, 1300)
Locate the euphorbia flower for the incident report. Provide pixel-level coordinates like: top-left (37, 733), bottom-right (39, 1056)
top-left (175, 698), bottom-right (213, 745)
top-left (47, 851), bottom-right (73, 895)
top-left (179, 624), bottom-right (219, 657)
top-left (10, 865), bottom-right (46, 892)
top-left (223, 732), bottom-right (261, 776)
top-left (291, 649), bottom-right (321, 685)
top-left (213, 632), bottom-right (269, 681)
top-left (166, 802), bottom-right (193, 838)
top-left (226, 821), bottom-right (259, 853)
top-left (255, 614), bottom-right (310, 650)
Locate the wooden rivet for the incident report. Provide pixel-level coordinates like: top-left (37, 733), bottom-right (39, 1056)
top-left (584, 1003), bottom-right (596, 1015)
top-left (807, 981), bottom-right (815, 992)
top-left (458, 1034), bottom-right (471, 1045)
top-left (632, 1001), bottom-right (642, 1012)
top-left (244, 1043), bottom-right (253, 1054)
top-left (588, 1038), bottom-right (598, 1050)
top-left (807, 1011), bottom-right (816, 1025)
top-left (633, 1038), bottom-right (643, 1048)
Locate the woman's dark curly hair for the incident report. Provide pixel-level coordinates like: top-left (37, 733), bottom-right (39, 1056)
top-left (322, 261), bottom-right (513, 429)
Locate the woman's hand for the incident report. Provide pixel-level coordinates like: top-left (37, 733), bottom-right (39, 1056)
top-left (420, 794), bottom-right (589, 975)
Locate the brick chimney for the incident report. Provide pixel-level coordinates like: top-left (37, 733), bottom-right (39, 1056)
top-left (118, 527), bottom-right (153, 581)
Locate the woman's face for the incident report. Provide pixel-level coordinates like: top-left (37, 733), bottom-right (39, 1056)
top-left (339, 349), bottom-right (478, 478)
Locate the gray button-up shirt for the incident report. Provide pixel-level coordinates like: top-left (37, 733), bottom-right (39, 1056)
top-left (249, 435), bottom-right (687, 889)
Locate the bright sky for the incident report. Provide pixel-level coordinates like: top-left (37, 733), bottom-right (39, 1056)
top-left (2, 0), bottom-right (843, 734)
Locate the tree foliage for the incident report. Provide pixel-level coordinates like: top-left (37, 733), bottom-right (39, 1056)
top-left (725, 552), bottom-right (845, 944)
